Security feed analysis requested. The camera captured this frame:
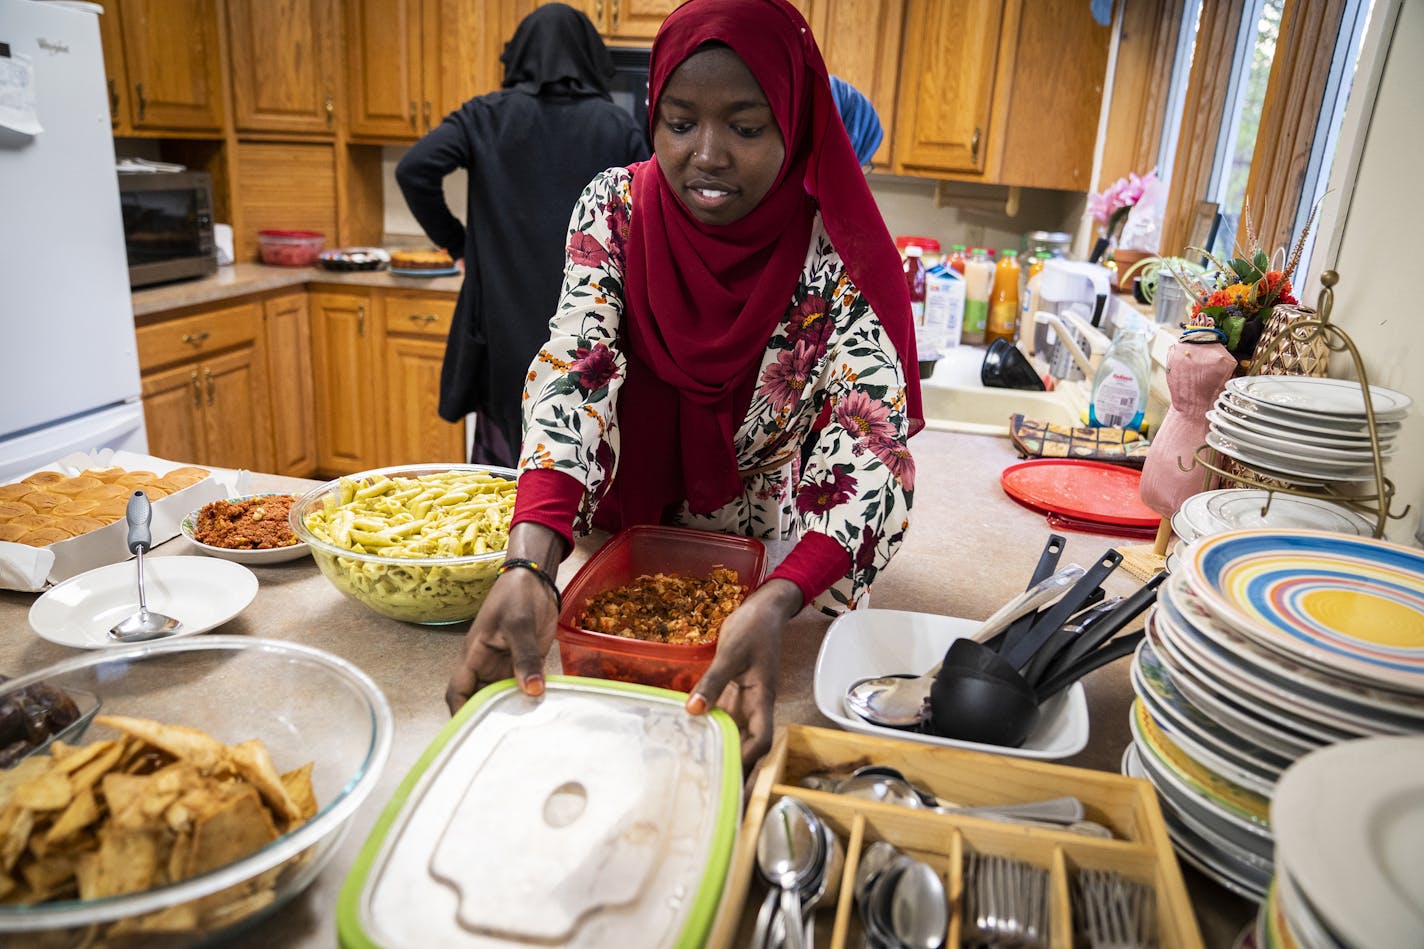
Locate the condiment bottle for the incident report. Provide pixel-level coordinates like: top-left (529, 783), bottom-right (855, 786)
top-left (1028, 250), bottom-right (1051, 280)
top-left (986, 249), bottom-right (1021, 345)
top-left (947, 244), bottom-right (967, 274)
top-left (961, 248), bottom-right (994, 345)
top-left (903, 244), bottom-right (927, 330)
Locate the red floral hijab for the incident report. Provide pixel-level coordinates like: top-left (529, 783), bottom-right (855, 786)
top-left (611, 0), bottom-right (920, 526)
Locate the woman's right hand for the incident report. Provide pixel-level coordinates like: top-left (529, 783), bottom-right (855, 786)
top-left (444, 523), bottom-right (565, 713)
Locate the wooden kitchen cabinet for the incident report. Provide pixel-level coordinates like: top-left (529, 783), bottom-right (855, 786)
top-left (135, 303), bottom-right (276, 472)
top-left (344, 0), bottom-right (496, 140)
top-left (595, 0), bottom-right (677, 42)
top-left (309, 290), bottom-right (385, 474)
top-left (227, 0), bottom-right (340, 135)
top-left (263, 294), bottom-right (319, 477)
top-left (802, 0), bottom-right (905, 169)
top-left (93, 1), bottom-right (131, 133)
top-left (113, 0), bottom-right (226, 133)
top-left (893, 0), bottom-right (1111, 191)
top-left (380, 293), bottom-right (465, 466)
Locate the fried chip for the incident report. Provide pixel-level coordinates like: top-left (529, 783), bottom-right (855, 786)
top-left (14, 768), bottom-right (72, 812)
top-left (1, 805), bottom-right (35, 873)
top-left (228, 740), bottom-right (301, 825)
top-left (91, 826), bottom-right (162, 898)
top-left (95, 715), bottom-right (227, 773)
top-left (280, 762), bottom-right (318, 823)
top-left (185, 784), bottom-right (278, 878)
top-left (43, 787), bottom-right (99, 848)
top-left (0, 756), bottom-right (49, 812)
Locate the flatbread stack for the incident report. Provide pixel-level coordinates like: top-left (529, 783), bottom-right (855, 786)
top-left (0, 467), bottom-right (209, 548)
top-left (0, 716), bottom-right (317, 938)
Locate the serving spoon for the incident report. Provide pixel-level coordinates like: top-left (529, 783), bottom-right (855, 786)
top-left (109, 491), bottom-right (182, 643)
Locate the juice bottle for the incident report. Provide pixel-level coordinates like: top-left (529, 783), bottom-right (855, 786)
top-left (961, 248), bottom-right (993, 345)
top-left (986, 249), bottom-right (1020, 345)
top-left (1028, 250), bottom-right (1051, 280)
top-left (946, 244), bottom-right (967, 274)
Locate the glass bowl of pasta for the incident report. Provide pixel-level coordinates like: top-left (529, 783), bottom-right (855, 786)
top-left (290, 465), bottom-right (519, 625)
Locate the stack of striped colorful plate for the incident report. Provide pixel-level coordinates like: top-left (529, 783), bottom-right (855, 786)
top-left (1123, 529), bottom-right (1424, 902)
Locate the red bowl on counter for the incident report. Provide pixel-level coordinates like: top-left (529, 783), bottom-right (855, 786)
top-left (556, 525), bottom-right (768, 693)
top-left (258, 229), bottom-right (325, 266)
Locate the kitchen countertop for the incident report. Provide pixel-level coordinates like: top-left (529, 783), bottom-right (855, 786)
top-left (131, 262), bottom-right (463, 317)
top-left (0, 431), bottom-right (1254, 946)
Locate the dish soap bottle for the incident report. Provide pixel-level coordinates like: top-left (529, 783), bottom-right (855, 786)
top-left (1089, 316), bottom-right (1152, 430)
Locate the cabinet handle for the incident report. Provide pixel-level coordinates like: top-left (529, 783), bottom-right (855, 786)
top-left (408, 313), bottom-right (438, 325)
top-left (595, 0), bottom-right (603, 22)
top-left (423, 100), bottom-right (432, 130)
top-left (612, 0), bottom-right (620, 28)
top-left (325, 95), bottom-right (335, 128)
top-left (409, 101), bottom-right (417, 130)
top-left (107, 79), bottom-right (119, 119)
top-left (357, 305), bottom-right (366, 337)
top-left (135, 82), bottom-right (146, 121)
top-left (181, 331), bottom-right (210, 346)
top-left (190, 370), bottom-right (201, 409)
top-left (203, 367), bottom-right (215, 407)
top-left (971, 127), bottom-right (981, 163)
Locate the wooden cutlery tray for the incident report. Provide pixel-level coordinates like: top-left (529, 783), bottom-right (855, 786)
top-left (707, 725), bottom-right (1203, 948)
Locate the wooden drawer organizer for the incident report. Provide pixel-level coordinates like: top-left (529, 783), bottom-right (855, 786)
top-left (707, 725), bottom-right (1203, 948)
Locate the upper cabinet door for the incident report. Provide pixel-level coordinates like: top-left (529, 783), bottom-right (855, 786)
top-left (808, 0), bottom-right (905, 170)
top-left (421, 0), bottom-right (496, 132)
top-left (345, 0), bottom-right (422, 139)
top-left (603, 0), bottom-right (677, 43)
top-left (892, 0), bottom-right (1002, 175)
top-left (118, 0), bottom-right (226, 132)
top-left (93, 1), bottom-right (131, 133)
top-left (228, 0), bottom-right (339, 135)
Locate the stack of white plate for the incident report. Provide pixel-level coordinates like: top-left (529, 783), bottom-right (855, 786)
top-left (1166, 488), bottom-right (1376, 574)
top-left (1255, 736), bottom-right (1424, 947)
top-left (1205, 375), bottom-right (1410, 486)
top-left (1123, 528), bottom-right (1424, 903)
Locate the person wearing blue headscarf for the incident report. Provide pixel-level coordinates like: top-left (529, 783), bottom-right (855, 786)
top-left (829, 75), bottom-right (883, 168)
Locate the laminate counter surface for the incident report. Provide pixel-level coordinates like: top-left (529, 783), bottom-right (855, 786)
top-left (0, 432), bottom-right (1253, 945)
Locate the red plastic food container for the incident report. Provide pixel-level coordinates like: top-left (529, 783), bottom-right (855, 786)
top-left (556, 525), bottom-right (768, 693)
top-left (258, 229), bottom-right (325, 267)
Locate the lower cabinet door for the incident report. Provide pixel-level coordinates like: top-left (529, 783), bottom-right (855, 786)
top-left (384, 334), bottom-right (465, 465)
top-left (199, 344), bottom-right (275, 473)
top-left (140, 362), bottom-right (207, 465)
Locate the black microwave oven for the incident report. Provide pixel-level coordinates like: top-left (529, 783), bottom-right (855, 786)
top-left (118, 170), bottom-right (218, 289)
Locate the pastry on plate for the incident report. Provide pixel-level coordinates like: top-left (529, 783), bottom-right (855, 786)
top-left (390, 248), bottom-right (453, 270)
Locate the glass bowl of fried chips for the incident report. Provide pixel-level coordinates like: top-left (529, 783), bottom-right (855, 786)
top-left (0, 637), bottom-right (392, 946)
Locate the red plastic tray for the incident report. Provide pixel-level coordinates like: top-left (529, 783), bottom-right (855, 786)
top-left (1000, 459), bottom-right (1160, 528)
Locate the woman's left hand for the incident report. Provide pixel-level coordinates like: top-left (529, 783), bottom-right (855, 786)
top-left (685, 578), bottom-right (803, 772)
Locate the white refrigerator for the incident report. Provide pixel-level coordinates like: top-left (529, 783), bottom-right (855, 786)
top-left (0, 0), bottom-right (147, 482)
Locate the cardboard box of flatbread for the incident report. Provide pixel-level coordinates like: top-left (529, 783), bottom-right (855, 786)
top-left (0, 451), bottom-right (247, 592)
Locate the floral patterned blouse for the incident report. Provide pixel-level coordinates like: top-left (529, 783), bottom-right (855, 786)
top-left (519, 167), bottom-right (915, 613)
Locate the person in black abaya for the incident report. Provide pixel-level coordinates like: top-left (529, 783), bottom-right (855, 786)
top-left (395, 3), bottom-right (649, 467)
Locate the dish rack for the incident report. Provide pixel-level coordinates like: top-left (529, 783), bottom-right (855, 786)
top-left (1182, 270), bottom-right (1410, 539)
top-left (706, 724), bottom-right (1204, 948)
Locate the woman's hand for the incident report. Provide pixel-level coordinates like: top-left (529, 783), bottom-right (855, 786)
top-left (445, 523), bottom-right (566, 713)
top-left (685, 578), bottom-right (803, 772)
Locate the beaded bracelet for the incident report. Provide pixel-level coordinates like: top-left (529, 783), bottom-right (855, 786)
top-left (499, 557), bottom-right (562, 612)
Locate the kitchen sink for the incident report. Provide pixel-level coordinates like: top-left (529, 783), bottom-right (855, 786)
top-left (919, 346), bottom-right (1084, 435)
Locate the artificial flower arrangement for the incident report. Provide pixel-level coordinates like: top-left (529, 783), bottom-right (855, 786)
top-left (1173, 200), bottom-right (1318, 362)
top-left (1089, 170), bottom-right (1160, 243)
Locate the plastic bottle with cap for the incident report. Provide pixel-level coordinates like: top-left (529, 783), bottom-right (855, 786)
top-left (986, 249), bottom-right (1021, 345)
top-left (961, 248), bottom-right (994, 345)
top-left (1088, 312), bottom-right (1152, 430)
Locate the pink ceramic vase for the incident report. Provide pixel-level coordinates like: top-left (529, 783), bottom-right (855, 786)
top-left (1139, 341), bottom-right (1238, 518)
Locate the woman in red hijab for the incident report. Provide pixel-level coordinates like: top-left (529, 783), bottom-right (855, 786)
top-left (447, 0), bottom-right (921, 768)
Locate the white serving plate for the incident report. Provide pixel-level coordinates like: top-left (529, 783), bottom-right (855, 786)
top-left (1206, 409), bottom-right (1388, 462)
top-left (1219, 392), bottom-right (1402, 436)
top-left (28, 556), bottom-right (257, 648)
top-left (1205, 431), bottom-right (1376, 483)
top-left (1271, 735), bottom-right (1424, 948)
top-left (1212, 399), bottom-right (1397, 452)
top-left (180, 494), bottom-right (311, 565)
top-left (1227, 375), bottom-right (1412, 420)
top-left (813, 608), bottom-right (1089, 760)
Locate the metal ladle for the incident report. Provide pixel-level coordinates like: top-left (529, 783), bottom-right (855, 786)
top-left (844, 564), bottom-right (1085, 727)
top-left (109, 491), bottom-right (182, 643)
